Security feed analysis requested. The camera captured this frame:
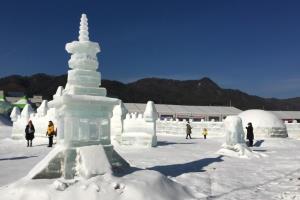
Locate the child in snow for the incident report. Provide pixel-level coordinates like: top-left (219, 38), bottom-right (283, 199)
top-left (202, 128), bottom-right (208, 139)
top-left (25, 120), bottom-right (35, 147)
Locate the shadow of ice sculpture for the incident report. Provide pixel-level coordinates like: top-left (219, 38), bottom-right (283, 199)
top-left (217, 116), bottom-right (258, 158)
top-left (25, 14), bottom-right (129, 180)
top-left (111, 101), bottom-right (158, 147)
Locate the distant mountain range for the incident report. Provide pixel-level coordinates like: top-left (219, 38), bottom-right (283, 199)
top-left (1, 73), bottom-right (300, 111)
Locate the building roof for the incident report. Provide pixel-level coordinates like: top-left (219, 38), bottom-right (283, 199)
top-left (124, 103), bottom-right (242, 117)
top-left (270, 111), bottom-right (300, 120)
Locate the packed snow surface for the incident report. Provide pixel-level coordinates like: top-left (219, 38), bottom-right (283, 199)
top-left (0, 125), bottom-right (300, 199)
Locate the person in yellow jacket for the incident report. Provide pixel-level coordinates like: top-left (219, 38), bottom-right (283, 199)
top-left (202, 128), bottom-right (208, 139)
top-left (46, 121), bottom-right (56, 147)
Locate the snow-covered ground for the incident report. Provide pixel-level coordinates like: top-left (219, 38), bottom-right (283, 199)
top-left (0, 124), bottom-right (300, 199)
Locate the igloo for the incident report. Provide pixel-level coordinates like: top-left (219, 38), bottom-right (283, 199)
top-left (238, 109), bottom-right (288, 138)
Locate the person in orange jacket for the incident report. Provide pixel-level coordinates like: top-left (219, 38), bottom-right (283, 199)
top-left (46, 121), bottom-right (56, 147)
top-left (202, 128), bottom-right (208, 139)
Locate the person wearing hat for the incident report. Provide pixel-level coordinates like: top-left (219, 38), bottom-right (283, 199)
top-left (246, 122), bottom-right (254, 147)
top-left (25, 120), bottom-right (35, 147)
top-left (46, 121), bottom-right (56, 147)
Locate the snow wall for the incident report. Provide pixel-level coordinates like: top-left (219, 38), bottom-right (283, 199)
top-left (156, 119), bottom-right (225, 137)
top-left (284, 122), bottom-right (300, 139)
top-left (10, 104), bottom-right (300, 140)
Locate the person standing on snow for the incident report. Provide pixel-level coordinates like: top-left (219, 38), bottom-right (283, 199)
top-left (186, 121), bottom-right (192, 139)
top-left (46, 121), bottom-right (56, 147)
top-left (246, 122), bottom-right (254, 147)
top-left (202, 128), bottom-right (208, 139)
top-left (25, 120), bottom-right (35, 147)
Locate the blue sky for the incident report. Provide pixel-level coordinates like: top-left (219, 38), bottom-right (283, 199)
top-left (0, 0), bottom-right (300, 98)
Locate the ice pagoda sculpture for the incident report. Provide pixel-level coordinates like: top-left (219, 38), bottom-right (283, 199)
top-left (26, 14), bottom-right (128, 180)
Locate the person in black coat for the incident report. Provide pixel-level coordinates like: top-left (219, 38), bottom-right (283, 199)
top-left (25, 120), bottom-right (35, 147)
top-left (186, 121), bottom-right (192, 139)
top-left (246, 122), bottom-right (254, 147)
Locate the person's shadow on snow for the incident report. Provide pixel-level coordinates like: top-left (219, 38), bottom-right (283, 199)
top-left (253, 140), bottom-right (264, 147)
top-left (147, 155), bottom-right (224, 177)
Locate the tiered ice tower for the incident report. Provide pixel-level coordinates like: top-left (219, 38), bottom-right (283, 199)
top-left (53, 14), bottom-right (116, 147)
top-left (64, 14), bottom-right (106, 97)
top-left (29, 14), bottom-right (128, 180)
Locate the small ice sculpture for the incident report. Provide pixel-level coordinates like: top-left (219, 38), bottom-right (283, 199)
top-left (111, 101), bottom-right (128, 137)
top-left (53, 86), bottom-right (64, 99)
top-left (10, 107), bottom-right (20, 122)
top-left (36, 100), bottom-right (48, 117)
top-left (217, 116), bottom-right (255, 158)
top-left (224, 115), bottom-right (245, 146)
top-left (118, 101), bottom-right (158, 147)
top-left (144, 101), bottom-right (158, 122)
top-left (21, 104), bottom-right (34, 120)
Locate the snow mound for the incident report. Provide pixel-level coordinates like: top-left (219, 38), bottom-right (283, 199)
top-left (217, 143), bottom-right (264, 158)
top-left (238, 109), bottom-right (288, 138)
top-left (0, 170), bottom-right (196, 200)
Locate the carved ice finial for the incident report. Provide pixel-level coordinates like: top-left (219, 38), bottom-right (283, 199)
top-left (79, 13), bottom-right (89, 42)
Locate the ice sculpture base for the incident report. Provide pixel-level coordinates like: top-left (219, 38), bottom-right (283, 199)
top-left (26, 144), bottom-right (129, 180)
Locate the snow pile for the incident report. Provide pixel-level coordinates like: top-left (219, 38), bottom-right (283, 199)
top-left (238, 109), bottom-right (288, 138)
top-left (217, 116), bottom-right (261, 158)
top-left (0, 169), bottom-right (195, 200)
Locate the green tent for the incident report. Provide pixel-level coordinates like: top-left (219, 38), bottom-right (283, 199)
top-left (12, 96), bottom-right (30, 109)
